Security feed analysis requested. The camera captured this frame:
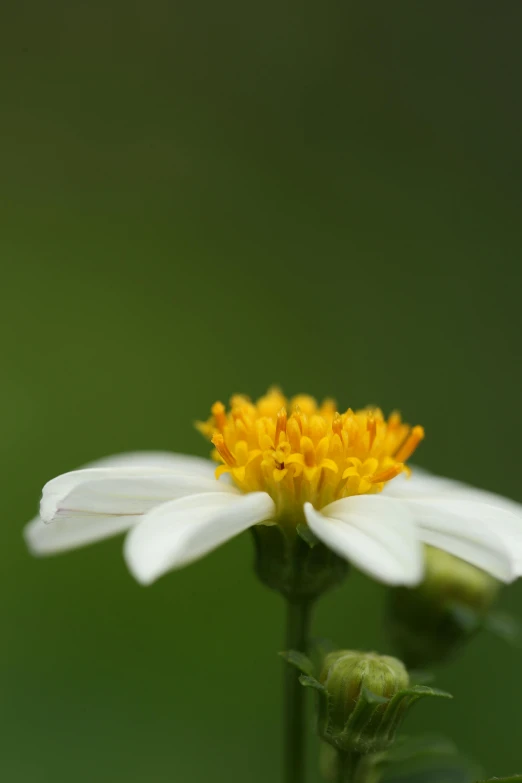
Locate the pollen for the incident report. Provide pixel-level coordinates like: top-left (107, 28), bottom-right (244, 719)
top-left (197, 389), bottom-right (424, 518)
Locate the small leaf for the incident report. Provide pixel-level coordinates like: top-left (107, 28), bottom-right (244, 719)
top-left (278, 650), bottom-right (315, 676)
top-left (381, 687), bottom-right (453, 746)
top-left (408, 685), bottom-right (453, 700)
top-left (385, 685), bottom-right (453, 716)
top-left (298, 674), bottom-right (325, 691)
top-left (296, 523), bottom-right (319, 547)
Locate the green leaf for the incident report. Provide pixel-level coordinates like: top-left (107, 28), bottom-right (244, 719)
top-left (278, 649), bottom-right (315, 676)
top-left (408, 685), bottom-right (453, 700)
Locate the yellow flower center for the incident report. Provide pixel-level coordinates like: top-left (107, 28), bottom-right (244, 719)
top-left (197, 389), bottom-right (424, 521)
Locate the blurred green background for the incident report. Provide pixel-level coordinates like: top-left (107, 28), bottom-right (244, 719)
top-left (1, 1), bottom-right (522, 780)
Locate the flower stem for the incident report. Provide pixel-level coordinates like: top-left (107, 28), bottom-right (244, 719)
top-left (336, 751), bottom-right (363, 783)
top-left (284, 599), bottom-right (312, 783)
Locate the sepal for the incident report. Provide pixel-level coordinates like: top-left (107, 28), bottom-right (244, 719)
top-left (296, 523), bottom-right (319, 547)
top-left (298, 674), bottom-right (326, 692)
top-left (278, 649), bottom-right (315, 677)
top-left (325, 683), bottom-right (451, 755)
top-left (251, 523), bottom-right (348, 600)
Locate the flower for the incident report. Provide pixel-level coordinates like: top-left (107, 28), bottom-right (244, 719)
top-left (25, 390), bottom-right (522, 587)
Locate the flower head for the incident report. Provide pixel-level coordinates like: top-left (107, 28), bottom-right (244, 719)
top-left (197, 389), bottom-right (424, 523)
top-left (25, 389), bottom-right (522, 588)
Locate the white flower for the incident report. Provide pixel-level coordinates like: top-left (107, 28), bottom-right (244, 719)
top-left (25, 391), bottom-right (522, 587)
top-left (25, 452), bottom-right (522, 587)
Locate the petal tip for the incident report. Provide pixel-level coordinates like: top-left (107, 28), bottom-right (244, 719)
top-left (123, 534), bottom-right (155, 586)
top-left (23, 518), bottom-right (45, 556)
top-left (39, 496), bottom-right (58, 524)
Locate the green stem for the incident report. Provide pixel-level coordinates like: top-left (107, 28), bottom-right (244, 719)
top-left (336, 751), bottom-right (363, 783)
top-left (284, 599), bottom-right (312, 783)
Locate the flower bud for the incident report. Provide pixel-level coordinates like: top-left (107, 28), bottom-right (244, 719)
top-left (287, 647), bottom-right (451, 757)
top-left (315, 650), bottom-right (435, 755)
top-left (386, 546), bottom-right (500, 667)
top-left (319, 650), bottom-right (409, 752)
top-left (321, 650), bottom-right (409, 725)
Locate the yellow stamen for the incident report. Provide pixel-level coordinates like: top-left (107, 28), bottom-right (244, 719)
top-left (388, 411), bottom-right (401, 430)
top-left (371, 464), bottom-right (404, 484)
top-left (332, 412), bottom-right (343, 437)
top-left (275, 407), bottom-right (287, 446)
top-left (367, 413), bottom-right (377, 449)
top-left (301, 436), bottom-right (316, 468)
top-left (394, 425), bottom-right (425, 462)
top-left (211, 401), bottom-right (227, 431)
top-left (199, 389), bottom-right (424, 520)
top-left (211, 433), bottom-right (237, 466)
top-left (287, 417), bottom-right (302, 451)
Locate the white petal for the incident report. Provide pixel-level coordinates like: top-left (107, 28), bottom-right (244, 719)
top-left (27, 452), bottom-right (228, 556)
top-left (386, 469), bottom-right (522, 578)
top-left (402, 497), bottom-right (515, 582)
top-left (88, 452), bottom-right (217, 476)
top-left (386, 467), bottom-right (522, 518)
top-left (41, 468), bottom-right (237, 522)
top-left (304, 496), bottom-right (424, 586)
top-left (24, 513), bottom-right (140, 555)
top-left (124, 491), bottom-right (275, 584)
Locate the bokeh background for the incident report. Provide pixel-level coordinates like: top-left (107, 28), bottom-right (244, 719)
top-left (2, 1), bottom-right (522, 780)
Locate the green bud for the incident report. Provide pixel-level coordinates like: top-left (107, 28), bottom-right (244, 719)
top-left (319, 650), bottom-right (408, 754)
top-left (310, 650), bottom-right (450, 755)
top-left (321, 650), bottom-right (409, 725)
top-left (386, 546), bottom-right (500, 667)
top-left (251, 523), bottom-right (348, 601)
